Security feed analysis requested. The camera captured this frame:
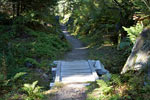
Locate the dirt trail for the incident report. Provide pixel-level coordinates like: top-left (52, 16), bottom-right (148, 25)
top-left (49, 25), bottom-right (89, 100)
top-left (50, 84), bottom-right (87, 100)
top-left (61, 24), bottom-right (88, 60)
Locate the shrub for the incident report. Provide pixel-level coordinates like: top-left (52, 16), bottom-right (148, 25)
top-left (123, 23), bottom-right (143, 44)
top-left (22, 81), bottom-right (44, 100)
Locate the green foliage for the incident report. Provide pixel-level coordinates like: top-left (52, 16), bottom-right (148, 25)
top-left (25, 58), bottom-right (40, 67)
top-left (22, 81), bottom-right (44, 100)
top-left (0, 0), bottom-right (70, 99)
top-left (111, 74), bottom-right (122, 86)
top-left (87, 72), bottom-right (150, 100)
top-left (0, 73), bottom-right (9, 87)
top-left (119, 23), bottom-right (144, 55)
top-left (0, 71), bottom-right (26, 96)
top-left (96, 80), bottom-right (113, 95)
top-left (123, 23), bottom-right (143, 44)
top-left (87, 79), bottom-right (121, 100)
top-left (13, 72), bottom-right (26, 81)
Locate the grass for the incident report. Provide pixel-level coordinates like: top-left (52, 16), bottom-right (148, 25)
top-left (88, 44), bottom-right (127, 73)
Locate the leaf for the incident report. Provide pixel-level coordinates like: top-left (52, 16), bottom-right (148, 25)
top-left (13, 72), bottom-right (26, 80)
top-left (123, 23), bottom-right (143, 43)
top-left (31, 81), bottom-right (38, 90)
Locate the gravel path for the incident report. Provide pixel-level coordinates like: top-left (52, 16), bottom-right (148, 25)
top-left (51, 84), bottom-right (87, 100)
top-left (61, 24), bottom-right (88, 60)
top-left (49, 25), bottom-right (89, 100)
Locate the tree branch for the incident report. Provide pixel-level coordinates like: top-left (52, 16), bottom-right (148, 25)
top-left (142, 0), bottom-right (150, 11)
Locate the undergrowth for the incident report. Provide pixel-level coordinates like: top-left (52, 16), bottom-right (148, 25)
top-left (67, 17), bottom-right (150, 100)
top-left (0, 16), bottom-right (70, 99)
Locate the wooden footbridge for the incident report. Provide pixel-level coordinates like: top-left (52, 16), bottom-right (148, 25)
top-left (54, 60), bottom-right (99, 83)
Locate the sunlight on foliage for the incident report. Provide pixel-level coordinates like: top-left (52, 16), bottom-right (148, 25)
top-left (13, 72), bottom-right (26, 81)
top-left (22, 81), bottom-right (44, 100)
top-left (123, 23), bottom-right (143, 44)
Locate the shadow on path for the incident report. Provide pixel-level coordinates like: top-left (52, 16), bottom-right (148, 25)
top-left (47, 24), bottom-right (89, 100)
top-left (61, 24), bottom-right (88, 60)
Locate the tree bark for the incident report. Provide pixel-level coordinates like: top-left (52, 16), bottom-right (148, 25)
top-left (12, 3), bottom-right (15, 18)
top-left (121, 28), bottom-right (150, 74)
top-left (17, 1), bottom-right (20, 16)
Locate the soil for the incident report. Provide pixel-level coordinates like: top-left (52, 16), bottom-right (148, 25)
top-left (50, 84), bottom-right (87, 100)
top-left (48, 24), bottom-right (89, 100)
top-left (61, 24), bottom-right (88, 61)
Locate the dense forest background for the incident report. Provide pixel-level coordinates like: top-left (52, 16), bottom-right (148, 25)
top-left (0, 0), bottom-right (150, 100)
top-left (0, 0), bottom-right (71, 99)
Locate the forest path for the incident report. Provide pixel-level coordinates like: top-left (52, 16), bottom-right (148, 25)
top-left (49, 25), bottom-right (93, 100)
top-left (61, 24), bottom-right (88, 60)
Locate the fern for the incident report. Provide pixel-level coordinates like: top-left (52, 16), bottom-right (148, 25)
top-left (13, 72), bottom-right (26, 80)
top-left (22, 81), bottom-right (44, 100)
top-left (123, 23), bottom-right (143, 44)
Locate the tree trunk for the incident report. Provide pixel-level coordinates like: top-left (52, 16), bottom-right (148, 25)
top-left (17, 2), bottom-right (20, 16)
top-left (121, 28), bottom-right (150, 74)
top-left (12, 3), bottom-right (15, 18)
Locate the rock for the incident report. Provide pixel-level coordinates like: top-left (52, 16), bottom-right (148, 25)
top-left (96, 69), bottom-right (107, 76)
top-left (25, 62), bottom-right (33, 68)
top-left (43, 73), bottom-right (48, 79)
top-left (35, 68), bottom-right (43, 73)
top-left (121, 28), bottom-right (150, 74)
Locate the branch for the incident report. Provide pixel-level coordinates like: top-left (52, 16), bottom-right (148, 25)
top-left (113, 0), bottom-right (123, 8)
top-left (142, 0), bottom-right (150, 11)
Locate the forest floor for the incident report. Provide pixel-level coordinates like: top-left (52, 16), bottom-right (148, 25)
top-left (45, 25), bottom-right (89, 100)
top-left (62, 24), bottom-right (88, 61)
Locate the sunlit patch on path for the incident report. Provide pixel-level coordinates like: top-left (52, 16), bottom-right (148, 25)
top-left (55, 60), bottom-right (99, 83)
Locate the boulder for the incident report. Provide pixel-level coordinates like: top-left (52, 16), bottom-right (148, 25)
top-left (121, 28), bottom-right (150, 74)
top-left (25, 62), bottom-right (33, 68)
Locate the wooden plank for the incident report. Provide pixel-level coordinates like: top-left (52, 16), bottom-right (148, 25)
top-left (61, 65), bottom-right (89, 69)
top-left (54, 60), bottom-right (99, 83)
top-left (61, 72), bottom-right (91, 76)
top-left (55, 61), bottom-right (61, 82)
top-left (61, 69), bottom-right (91, 73)
top-left (61, 61), bottom-right (89, 66)
top-left (61, 75), bottom-right (95, 83)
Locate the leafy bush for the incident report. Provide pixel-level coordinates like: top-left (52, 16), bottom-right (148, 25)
top-left (97, 80), bottom-right (113, 95)
top-left (0, 14), bottom-right (70, 99)
top-left (0, 71), bottom-right (26, 96)
top-left (25, 58), bottom-right (40, 67)
top-left (123, 23), bottom-right (143, 44)
top-left (22, 81), bottom-right (44, 100)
